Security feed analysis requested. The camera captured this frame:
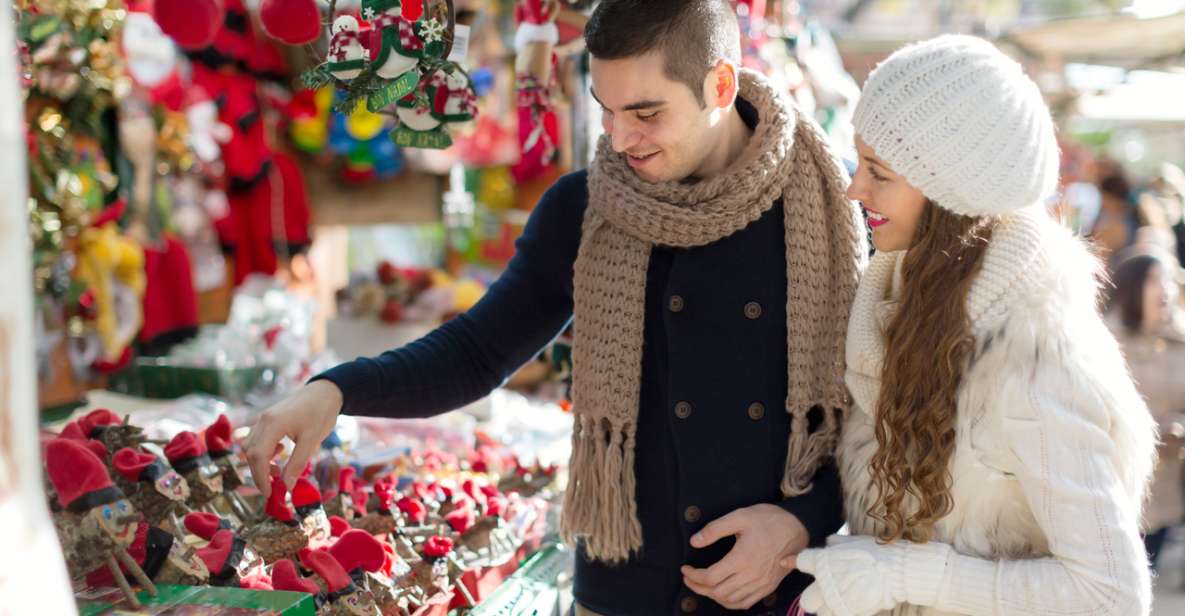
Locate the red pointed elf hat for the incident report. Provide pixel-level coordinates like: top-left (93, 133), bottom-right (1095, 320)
top-left (302, 548), bottom-right (353, 594)
top-left (373, 479), bottom-right (396, 512)
top-left (185, 511), bottom-right (231, 541)
top-left (165, 431), bottom-right (207, 465)
top-left (205, 414), bottom-right (234, 456)
top-left (265, 474), bottom-right (296, 523)
top-left (197, 529), bottom-right (238, 575)
top-left (292, 477), bottom-right (322, 509)
top-left (328, 515), bottom-right (350, 538)
top-left (80, 409), bottom-right (122, 436)
top-left (46, 438), bottom-right (119, 510)
top-left (396, 497), bottom-right (426, 524)
top-left (58, 420), bottom-right (88, 440)
top-left (82, 439), bottom-right (110, 462)
top-left (329, 529), bottom-right (386, 574)
top-left (271, 558), bottom-right (320, 595)
top-left (338, 467), bottom-right (357, 493)
top-left (112, 447), bottom-right (160, 483)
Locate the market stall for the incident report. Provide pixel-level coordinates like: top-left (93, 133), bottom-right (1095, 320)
top-left (15, 1), bottom-right (863, 613)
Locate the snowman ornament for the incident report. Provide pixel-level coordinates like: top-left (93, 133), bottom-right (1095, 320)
top-left (363, 0), bottom-right (420, 80)
top-left (328, 15), bottom-right (370, 82)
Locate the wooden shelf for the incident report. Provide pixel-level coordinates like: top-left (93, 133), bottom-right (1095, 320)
top-left (301, 157), bottom-right (445, 227)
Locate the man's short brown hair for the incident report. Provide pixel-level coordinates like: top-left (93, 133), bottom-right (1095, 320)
top-left (584, 0), bottom-right (742, 108)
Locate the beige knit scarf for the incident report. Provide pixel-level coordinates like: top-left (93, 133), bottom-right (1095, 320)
top-left (561, 69), bottom-right (867, 563)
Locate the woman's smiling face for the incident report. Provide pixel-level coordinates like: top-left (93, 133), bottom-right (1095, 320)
top-left (847, 136), bottom-right (929, 252)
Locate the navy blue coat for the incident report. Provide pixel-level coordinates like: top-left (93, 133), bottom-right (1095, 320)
top-left (318, 100), bottom-right (844, 616)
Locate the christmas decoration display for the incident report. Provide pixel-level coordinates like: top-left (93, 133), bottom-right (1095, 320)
top-left (291, 0), bottom-right (478, 151)
top-left (45, 408), bottom-right (557, 614)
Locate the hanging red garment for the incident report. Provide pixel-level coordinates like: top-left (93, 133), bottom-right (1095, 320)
top-left (140, 234), bottom-right (199, 349)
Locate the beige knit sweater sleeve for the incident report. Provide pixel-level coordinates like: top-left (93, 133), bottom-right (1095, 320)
top-left (922, 313), bottom-right (1154, 616)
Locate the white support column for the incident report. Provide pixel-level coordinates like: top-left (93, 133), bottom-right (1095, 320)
top-left (0, 4), bottom-right (78, 613)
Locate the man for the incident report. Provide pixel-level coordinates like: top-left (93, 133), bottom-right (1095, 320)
top-left (246, 1), bottom-right (866, 614)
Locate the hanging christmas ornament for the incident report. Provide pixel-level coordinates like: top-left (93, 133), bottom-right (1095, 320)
top-left (259, 0), bottom-right (323, 46)
top-left (363, 0), bottom-right (419, 80)
top-left (328, 15), bottom-right (370, 83)
top-left (121, 10), bottom-right (178, 88)
top-left (428, 68), bottom-right (476, 125)
top-left (153, 0), bottom-right (225, 50)
top-left (345, 100), bottom-right (386, 141)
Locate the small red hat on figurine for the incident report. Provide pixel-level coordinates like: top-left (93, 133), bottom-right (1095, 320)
top-left (185, 511), bottom-right (232, 541)
top-left (205, 414), bottom-right (235, 456)
top-left (329, 529), bottom-right (386, 574)
top-left (271, 558), bottom-right (320, 594)
top-left (46, 438), bottom-right (121, 511)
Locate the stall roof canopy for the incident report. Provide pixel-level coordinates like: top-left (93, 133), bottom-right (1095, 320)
top-left (1002, 11), bottom-right (1185, 68)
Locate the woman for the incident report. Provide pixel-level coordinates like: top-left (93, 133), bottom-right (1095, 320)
top-left (1108, 250), bottom-right (1185, 573)
top-left (790, 35), bottom-right (1158, 616)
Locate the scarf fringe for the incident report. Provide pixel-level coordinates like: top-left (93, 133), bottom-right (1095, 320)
top-left (560, 415), bottom-right (642, 564)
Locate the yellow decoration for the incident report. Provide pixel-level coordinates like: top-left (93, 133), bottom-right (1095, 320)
top-left (428, 269), bottom-right (454, 288)
top-left (451, 279), bottom-right (485, 313)
top-left (291, 87), bottom-right (334, 152)
top-left (74, 223), bottom-right (146, 362)
top-left (345, 99), bottom-right (384, 141)
top-left (476, 167), bottom-right (516, 211)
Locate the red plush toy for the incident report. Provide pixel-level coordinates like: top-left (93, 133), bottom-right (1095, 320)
top-left (259, 0), bottom-right (323, 45)
top-left (153, 0), bottom-right (225, 50)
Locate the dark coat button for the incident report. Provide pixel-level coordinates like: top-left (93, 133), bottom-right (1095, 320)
top-left (684, 506), bottom-right (702, 523)
top-left (744, 301), bottom-right (763, 319)
top-left (669, 295), bottom-right (685, 313)
top-left (748, 403), bottom-right (765, 420)
top-left (681, 597), bottom-right (698, 613)
top-left (674, 401), bottom-right (692, 420)
top-left (763, 593), bottom-right (777, 608)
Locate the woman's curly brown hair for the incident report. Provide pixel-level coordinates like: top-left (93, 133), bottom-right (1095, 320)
top-left (868, 200), bottom-right (997, 543)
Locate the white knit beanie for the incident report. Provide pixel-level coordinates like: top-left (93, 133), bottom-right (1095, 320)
top-left (852, 35), bottom-right (1060, 218)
